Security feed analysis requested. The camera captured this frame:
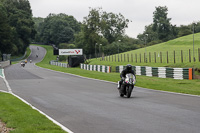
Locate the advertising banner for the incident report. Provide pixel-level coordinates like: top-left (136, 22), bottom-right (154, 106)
top-left (59, 49), bottom-right (83, 55)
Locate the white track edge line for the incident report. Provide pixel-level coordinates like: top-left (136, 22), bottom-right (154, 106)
top-left (1, 68), bottom-right (73, 133)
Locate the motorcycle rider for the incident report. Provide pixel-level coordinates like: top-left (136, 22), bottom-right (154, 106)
top-left (118, 64), bottom-right (135, 91)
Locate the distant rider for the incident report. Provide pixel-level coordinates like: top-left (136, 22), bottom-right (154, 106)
top-left (118, 64), bottom-right (135, 90)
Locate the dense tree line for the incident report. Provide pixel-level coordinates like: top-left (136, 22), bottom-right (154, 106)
top-left (2, 2), bottom-right (200, 58)
top-left (34, 13), bottom-right (81, 45)
top-left (74, 8), bottom-right (140, 56)
top-left (137, 6), bottom-right (200, 46)
top-left (33, 8), bottom-right (140, 56)
top-left (0, 0), bottom-right (35, 57)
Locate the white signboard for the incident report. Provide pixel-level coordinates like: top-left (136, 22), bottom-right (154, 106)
top-left (59, 49), bottom-right (83, 55)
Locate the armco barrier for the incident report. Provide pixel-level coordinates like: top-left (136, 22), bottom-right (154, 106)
top-left (80, 64), bottom-right (111, 73)
top-left (116, 66), bottom-right (193, 80)
top-left (0, 60), bottom-right (10, 68)
top-left (50, 60), bottom-right (68, 68)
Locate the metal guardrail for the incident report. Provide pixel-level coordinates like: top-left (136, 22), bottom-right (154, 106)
top-left (10, 51), bottom-right (27, 62)
top-left (50, 60), bottom-right (68, 68)
top-left (80, 64), bottom-right (111, 73)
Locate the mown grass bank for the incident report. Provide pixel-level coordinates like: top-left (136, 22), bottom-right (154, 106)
top-left (0, 92), bottom-right (67, 133)
top-left (35, 44), bottom-right (200, 96)
top-left (89, 33), bottom-right (200, 69)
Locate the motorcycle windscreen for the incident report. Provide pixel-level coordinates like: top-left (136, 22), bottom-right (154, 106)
top-left (125, 74), bottom-right (136, 85)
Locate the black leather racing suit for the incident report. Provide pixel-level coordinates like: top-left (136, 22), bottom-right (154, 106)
top-left (118, 69), bottom-right (135, 93)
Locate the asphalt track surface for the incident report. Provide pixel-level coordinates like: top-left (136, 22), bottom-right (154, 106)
top-left (4, 45), bottom-right (200, 133)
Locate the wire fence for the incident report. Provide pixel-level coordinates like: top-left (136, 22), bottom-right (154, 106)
top-left (86, 48), bottom-right (200, 64)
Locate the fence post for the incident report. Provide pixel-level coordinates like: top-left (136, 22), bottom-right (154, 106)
top-left (149, 52), bottom-right (151, 63)
top-left (174, 50), bottom-right (176, 64)
top-left (140, 53), bottom-right (141, 63)
top-left (115, 55), bottom-right (116, 62)
top-left (154, 52), bottom-right (156, 63)
top-left (160, 52), bottom-right (162, 63)
top-left (181, 50), bottom-right (183, 63)
top-left (112, 55), bottom-right (113, 62)
top-left (131, 53), bottom-right (133, 62)
top-left (167, 51), bottom-right (169, 63)
top-left (198, 48), bottom-right (200, 62)
top-left (189, 49), bottom-right (191, 62)
top-left (144, 53), bottom-right (146, 63)
top-left (121, 54), bottom-right (122, 62)
top-left (127, 54), bottom-right (129, 62)
top-left (118, 54), bottom-right (119, 62)
top-left (124, 54), bottom-right (126, 62)
top-left (136, 54), bottom-right (137, 63)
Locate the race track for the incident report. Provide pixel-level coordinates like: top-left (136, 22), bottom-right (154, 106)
top-left (4, 45), bottom-right (200, 133)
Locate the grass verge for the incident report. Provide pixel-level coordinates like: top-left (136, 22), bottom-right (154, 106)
top-left (35, 44), bottom-right (200, 96)
top-left (0, 92), bottom-right (67, 133)
top-left (11, 46), bottom-right (32, 65)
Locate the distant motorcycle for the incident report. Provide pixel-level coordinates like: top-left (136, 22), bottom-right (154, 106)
top-left (119, 73), bottom-right (136, 98)
top-left (21, 61), bottom-right (25, 67)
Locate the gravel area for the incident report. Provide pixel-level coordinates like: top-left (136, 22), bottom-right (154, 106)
top-left (0, 120), bottom-right (13, 133)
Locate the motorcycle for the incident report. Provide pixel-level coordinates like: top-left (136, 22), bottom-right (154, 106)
top-left (21, 61), bottom-right (25, 67)
top-left (119, 73), bottom-right (136, 98)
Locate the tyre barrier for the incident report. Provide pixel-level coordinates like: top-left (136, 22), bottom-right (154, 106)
top-left (50, 60), bottom-right (68, 68)
top-left (116, 66), bottom-right (193, 80)
top-left (80, 64), bottom-right (111, 73)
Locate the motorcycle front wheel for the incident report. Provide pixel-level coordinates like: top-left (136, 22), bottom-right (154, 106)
top-left (126, 85), bottom-right (133, 98)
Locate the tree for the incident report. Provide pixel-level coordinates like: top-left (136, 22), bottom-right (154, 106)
top-left (0, 3), bottom-right (14, 55)
top-left (177, 25), bottom-right (192, 37)
top-left (100, 11), bottom-right (129, 43)
top-left (2, 0), bottom-right (36, 55)
top-left (75, 7), bottom-right (129, 55)
top-left (152, 6), bottom-right (174, 41)
top-left (36, 13), bottom-right (80, 45)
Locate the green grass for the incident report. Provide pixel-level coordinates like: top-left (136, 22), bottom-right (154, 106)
top-left (35, 44), bottom-right (200, 96)
top-left (89, 33), bottom-right (200, 69)
top-left (11, 46), bottom-right (32, 65)
top-left (0, 92), bottom-right (67, 133)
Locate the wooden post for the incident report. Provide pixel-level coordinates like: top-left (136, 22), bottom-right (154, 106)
top-left (118, 54), bottom-right (119, 62)
top-left (181, 50), bottom-right (183, 63)
top-left (167, 51), bottom-right (169, 63)
top-left (149, 52), bottom-right (151, 63)
top-left (140, 53), bottom-right (141, 63)
top-left (128, 54), bottom-right (130, 62)
top-left (112, 55), bottom-right (113, 62)
top-left (144, 53), bottom-right (146, 63)
top-left (189, 49), bottom-right (191, 62)
top-left (115, 55), bottom-right (116, 62)
top-left (160, 52), bottom-right (162, 63)
top-left (136, 54), bottom-right (137, 63)
top-left (131, 53), bottom-right (133, 62)
top-left (198, 48), bottom-right (200, 62)
top-left (154, 52), bottom-right (156, 63)
top-left (174, 50), bottom-right (176, 64)
top-left (121, 54), bottom-right (122, 62)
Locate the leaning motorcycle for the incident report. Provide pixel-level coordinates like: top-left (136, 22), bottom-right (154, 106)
top-left (119, 73), bottom-right (136, 98)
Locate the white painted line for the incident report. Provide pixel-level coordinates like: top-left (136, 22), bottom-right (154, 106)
top-left (136, 86), bottom-right (200, 98)
top-left (2, 67), bottom-right (73, 133)
top-left (11, 93), bottom-right (74, 133)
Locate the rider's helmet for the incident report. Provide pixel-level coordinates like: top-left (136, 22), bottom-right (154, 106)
top-left (126, 64), bottom-right (132, 71)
